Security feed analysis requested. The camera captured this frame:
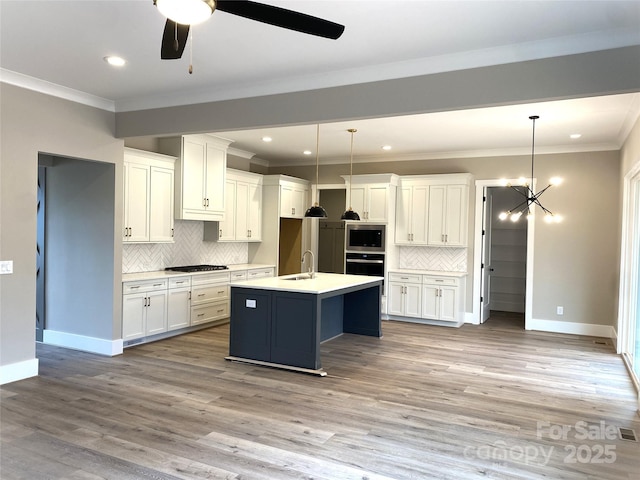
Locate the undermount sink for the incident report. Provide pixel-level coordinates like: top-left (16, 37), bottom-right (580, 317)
top-left (284, 274), bottom-right (314, 281)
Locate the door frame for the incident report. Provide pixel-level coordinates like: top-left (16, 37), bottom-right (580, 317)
top-left (473, 179), bottom-right (535, 328)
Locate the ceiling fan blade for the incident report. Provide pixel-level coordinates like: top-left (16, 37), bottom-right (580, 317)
top-left (215, 1), bottom-right (344, 39)
top-left (161, 19), bottom-right (190, 59)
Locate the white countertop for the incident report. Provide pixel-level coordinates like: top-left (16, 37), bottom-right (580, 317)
top-left (122, 264), bottom-right (275, 282)
top-left (229, 272), bottom-right (384, 294)
top-left (388, 269), bottom-right (467, 277)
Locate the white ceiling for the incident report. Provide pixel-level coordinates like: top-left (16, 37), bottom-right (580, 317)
top-left (1, 0), bottom-right (639, 165)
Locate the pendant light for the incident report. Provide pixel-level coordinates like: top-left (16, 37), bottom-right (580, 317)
top-left (499, 115), bottom-right (563, 223)
top-left (304, 124), bottom-right (328, 218)
top-left (341, 128), bottom-right (361, 221)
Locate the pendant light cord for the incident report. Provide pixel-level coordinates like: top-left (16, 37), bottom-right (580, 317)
top-left (315, 124), bottom-right (320, 206)
top-left (348, 128), bottom-right (357, 208)
top-left (529, 115), bottom-right (538, 188)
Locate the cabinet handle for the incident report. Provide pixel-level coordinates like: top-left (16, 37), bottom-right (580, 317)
top-left (171, 228), bottom-right (174, 237)
top-left (197, 293), bottom-right (205, 297)
top-left (401, 277), bottom-right (409, 280)
top-left (217, 309), bottom-right (225, 313)
top-left (220, 229), bottom-right (223, 237)
top-left (217, 290), bottom-right (225, 294)
top-left (144, 296), bottom-right (148, 307)
top-left (189, 291), bottom-right (192, 300)
top-left (130, 285), bottom-right (140, 289)
top-left (153, 283), bottom-right (163, 287)
top-left (207, 198), bottom-right (210, 207)
top-left (203, 198), bottom-right (207, 207)
top-left (176, 281), bottom-right (185, 284)
top-left (197, 313), bottom-right (205, 317)
top-left (292, 207), bottom-right (295, 215)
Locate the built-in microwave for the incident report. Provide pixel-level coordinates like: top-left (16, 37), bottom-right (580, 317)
top-left (345, 224), bottom-right (385, 252)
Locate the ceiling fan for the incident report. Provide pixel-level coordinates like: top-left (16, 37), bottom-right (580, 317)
top-left (153, 0), bottom-right (345, 60)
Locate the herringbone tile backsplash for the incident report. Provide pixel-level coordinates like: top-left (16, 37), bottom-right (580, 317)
top-left (123, 220), bottom-right (248, 273)
top-left (398, 246), bottom-right (467, 272)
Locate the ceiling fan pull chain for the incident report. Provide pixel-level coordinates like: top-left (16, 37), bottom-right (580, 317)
top-left (189, 27), bottom-right (193, 74)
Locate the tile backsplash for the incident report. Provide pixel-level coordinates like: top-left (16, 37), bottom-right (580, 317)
top-left (398, 246), bottom-right (467, 272)
top-left (122, 220), bottom-right (248, 273)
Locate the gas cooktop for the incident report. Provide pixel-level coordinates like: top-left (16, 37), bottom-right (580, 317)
top-left (165, 265), bottom-right (228, 273)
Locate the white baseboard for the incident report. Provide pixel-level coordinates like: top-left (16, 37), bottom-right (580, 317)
top-left (464, 312), bottom-right (477, 324)
top-left (0, 358), bottom-right (39, 385)
top-left (43, 330), bottom-right (123, 356)
top-left (527, 318), bottom-right (616, 339)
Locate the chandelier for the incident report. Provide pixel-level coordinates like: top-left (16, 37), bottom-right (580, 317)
top-left (499, 115), bottom-right (562, 223)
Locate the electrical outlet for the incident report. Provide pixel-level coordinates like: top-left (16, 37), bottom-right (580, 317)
top-left (0, 260), bottom-right (13, 275)
top-left (557, 306), bottom-right (564, 315)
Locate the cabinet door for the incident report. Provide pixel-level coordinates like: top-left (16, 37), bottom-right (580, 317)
top-left (291, 187), bottom-right (306, 218)
top-left (204, 143), bottom-right (226, 214)
top-left (387, 282), bottom-right (405, 316)
top-left (149, 166), bottom-right (174, 242)
top-left (167, 287), bottom-right (191, 330)
top-left (145, 291), bottom-right (167, 335)
top-left (395, 187), bottom-right (411, 244)
top-left (411, 186), bottom-right (429, 245)
top-left (218, 180), bottom-right (236, 241)
top-left (427, 185), bottom-right (447, 245)
top-left (122, 294), bottom-right (146, 340)
top-left (124, 162), bottom-right (150, 242)
top-left (422, 285), bottom-right (439, 319)
top-left (235, 182), bottom-right (250, 240)
top-left (444, 185), bottom-right (467, 246)
top-left (182, 138), bottom-right (207, 212)
top-left (439, 286), bottom-right (457, 322)
top-left (248, 183), bottom-right (262, 241)
top-left (404, 283), bottom-right (422, 318)
top-left (280, 185), bottom-right (293, 217)
top-left (367, 185), bottom-right (388, 222)
top-left (349, 186), bottom-right (366, 219)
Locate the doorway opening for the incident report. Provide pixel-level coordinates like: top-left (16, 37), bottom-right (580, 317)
top-left (474, 180), bottom-right (535, 328)
top-left (316, 189), bottom-right (346, 274)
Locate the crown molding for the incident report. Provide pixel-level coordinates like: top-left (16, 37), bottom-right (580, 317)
top-left (0, 68), bottom-right (115, 112)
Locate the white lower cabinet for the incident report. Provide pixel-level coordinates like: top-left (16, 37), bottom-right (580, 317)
top-left (167, 276), bottom-right (191, 331)
top-left (122, 266), bottom-right (274, 346)
top-left (387, 271), bottom-right (466, 324)
top-left (387, 273), bottom-right (422, 318)
top-left (122, 279), bottom-right (168, 341)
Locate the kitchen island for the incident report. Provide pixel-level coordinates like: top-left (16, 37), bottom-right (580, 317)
top-left (226, 273), bottom-right (383, 375)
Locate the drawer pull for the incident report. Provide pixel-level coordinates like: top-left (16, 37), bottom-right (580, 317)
top-left (176, 281), bottom-right (185, 284)
top-left (153, 283), bottom-right (163, 287)
top-left (217, 290), bottom-right (225, 294)
top-left (129, 285), bottom-right (140, 289)
top-left (197, 313), bottom-right (205, 317)
top-left (197, 293), bottom-right (205, 297)
top-left (217, 309), bottom-right (225, 313)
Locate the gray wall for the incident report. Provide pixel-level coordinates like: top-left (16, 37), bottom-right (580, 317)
top-left (0, 83), bottom-right (123, 375)
top-left (273, 150), bottom-right (621, 327)
top-left (45, 157), bottom-right (115, 338)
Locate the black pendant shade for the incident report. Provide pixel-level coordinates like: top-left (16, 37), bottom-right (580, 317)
top-left (305, 204), bottom-right (328, 218)
top-left (340, 208), bottom-right (360, 221)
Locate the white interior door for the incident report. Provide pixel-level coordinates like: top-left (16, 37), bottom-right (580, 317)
top-left (480, 187), bottom-right (493, 323)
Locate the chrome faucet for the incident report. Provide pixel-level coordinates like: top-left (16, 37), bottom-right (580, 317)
top-left (301, 250), bottom-right (315, 279)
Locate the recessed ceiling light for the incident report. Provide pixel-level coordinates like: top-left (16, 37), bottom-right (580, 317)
top-left (382, 145), bottom-right (392, 151)
top-left (262, 136), bottom-right (272, 143)
top-left (303, 150), bottom-right (312, 155)
top-left (570, 133), bottom-right (582, 139)
top-left (104, 56), bottom-right (126, 67)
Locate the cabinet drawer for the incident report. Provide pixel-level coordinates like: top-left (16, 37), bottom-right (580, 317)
top-left (248, 268), bottom-right (274, 279)
top-left (191, 272), bottom-right (230, 286)
top-left (388, 273), bottom-right (422, 284)
top-left (230, 271), bottom-right (248, 282)
top-left (191, 284), bottom-right (228, 305)
top-left (191, 301), bottom-right (229, 325)
top-left (168, 276), bottom-right (191, 289)
top-left (423, 276), bottom-right (459, 286)
top-left (123, 279), bottom-right (168, 294)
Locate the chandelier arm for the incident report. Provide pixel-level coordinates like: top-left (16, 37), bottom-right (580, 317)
top-left (510, 185), bottom-right (530, 199)
top-left (509, 198), bottom-right (532, 213)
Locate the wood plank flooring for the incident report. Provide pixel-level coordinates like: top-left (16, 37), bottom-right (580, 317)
top-left (2, 313), bottom-right (639, 479)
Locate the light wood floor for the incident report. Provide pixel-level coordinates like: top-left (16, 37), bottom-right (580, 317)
top-left (2, 313), bottom-right (639, 479)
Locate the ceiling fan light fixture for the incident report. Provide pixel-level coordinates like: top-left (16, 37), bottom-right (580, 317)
top-left (155, 0), bottom-right (214, 25)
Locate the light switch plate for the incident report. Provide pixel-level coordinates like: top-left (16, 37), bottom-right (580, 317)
top-left (0, 260), bottom-right (14, 275)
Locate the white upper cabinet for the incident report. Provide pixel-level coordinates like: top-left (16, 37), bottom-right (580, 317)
top-left (395, 184), bottom-right (429, 245)
top-left (204, 169), bottom-right (263, 242)
top-left (280, 180), bottom-right (309, 218)
top-left (123, 148), bottom-right (175, 243)
top-left (394, 174), bottom-right (471, 247)
top-left (175, 134), bottom-right (231, 221)
top-left (342, 174), bottom-right (398, 223)
top-left (427, 182), bottom-right (469, 247)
